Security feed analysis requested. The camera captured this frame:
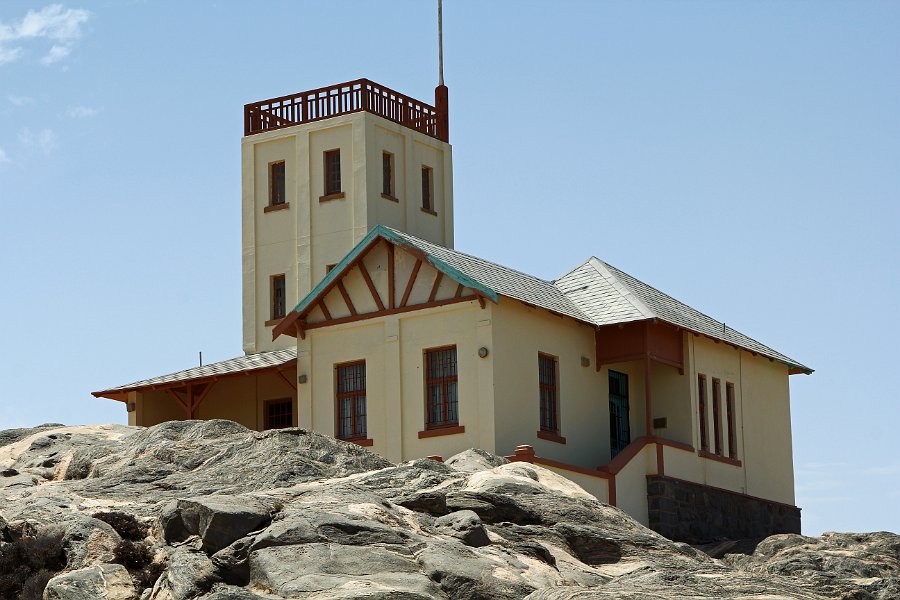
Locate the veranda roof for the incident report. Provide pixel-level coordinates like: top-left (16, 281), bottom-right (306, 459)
top-left (92, 348), bottom-right (297, 401)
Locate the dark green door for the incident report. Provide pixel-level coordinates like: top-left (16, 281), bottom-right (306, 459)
top-left (609, 370), bottom-right (631, 458)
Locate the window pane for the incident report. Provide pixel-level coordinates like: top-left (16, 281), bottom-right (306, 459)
top-left (356, 396), bottom-right (367, 437)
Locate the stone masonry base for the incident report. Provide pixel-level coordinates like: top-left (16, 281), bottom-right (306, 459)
top-left (646, 475), bottom-right (801, 544)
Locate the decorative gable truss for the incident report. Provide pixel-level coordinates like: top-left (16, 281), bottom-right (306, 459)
top-left (273, 232), bottom-right (495, 340)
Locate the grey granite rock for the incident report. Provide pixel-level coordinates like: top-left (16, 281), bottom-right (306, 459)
top-left (0, 421), bottom-right (895, 600)
top-left (433, 510), bottom-right (490, 547)
top-left (159, 496), bottom-right (274, 553)
top-left (44, 563), bottom-right (136, 600)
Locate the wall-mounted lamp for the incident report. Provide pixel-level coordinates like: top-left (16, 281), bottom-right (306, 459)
top-left (298, 374), bottom-right (308, 384)
top-left (477, 347), bottom-right (489, 358)
top-left (580, 356), bottom-right (591, 368)
top-left (126, 402), bottom-right (136, 413)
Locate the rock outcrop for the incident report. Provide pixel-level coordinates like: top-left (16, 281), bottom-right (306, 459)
top-left (0, 420), bottom-right (896, 599)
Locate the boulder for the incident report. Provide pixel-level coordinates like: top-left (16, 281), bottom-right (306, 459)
top-left (159, 496), bottom-right (273, 553)
top-left (434, 510), bottom-right (490, 547)
top-left (150, 546), bottom-right (220, 600)
top-left (249, 542), bottom-right (442, 598)
top-left (44, 563), bottom-right (136, 600)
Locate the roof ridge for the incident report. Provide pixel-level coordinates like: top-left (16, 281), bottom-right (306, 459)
top-left (587, 258), bottom-right (656, 320)
top-left (384, 226), bottom-right (558, 285)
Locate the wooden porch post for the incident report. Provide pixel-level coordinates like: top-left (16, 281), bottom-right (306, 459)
top-left (644, 322), bottom-right (653, 436)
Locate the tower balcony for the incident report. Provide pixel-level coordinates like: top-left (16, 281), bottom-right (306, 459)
top-left (244, 78), bottom-right (449, 142)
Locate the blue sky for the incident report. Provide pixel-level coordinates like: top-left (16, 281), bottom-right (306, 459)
top-left (0, 1), bottom-right (897, 536)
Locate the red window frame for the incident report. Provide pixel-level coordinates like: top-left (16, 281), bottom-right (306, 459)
top-left (698, 374), bottom-right (709, 452)
top-left (335, 361), bottom-right (367, 440)
top-left (712, 377), bottom-right (723, 456)
top-left (271, 274), bottom-right (286, 320)
top-left (324, 149), bottom-right (341, 195)
top-left (424, 346), bottom-right (458, 429)
top-left (269, 161), bottom-right (285, 206)
top-left (726, 382), bottom-right (737, 459)
top-left (264, 398), bottom-right (293, 430)
top-left (538, 353), bottom-right (559, 433)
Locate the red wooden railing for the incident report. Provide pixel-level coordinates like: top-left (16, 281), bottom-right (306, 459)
top-left (244, 79), bottom-right (448, 142)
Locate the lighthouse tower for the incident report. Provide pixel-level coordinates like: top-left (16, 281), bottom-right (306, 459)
top-left (240, 80), bottom-right (453, 354)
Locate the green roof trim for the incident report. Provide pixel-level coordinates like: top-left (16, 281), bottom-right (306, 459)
top-left (290, 225), bottom-right (498, 317)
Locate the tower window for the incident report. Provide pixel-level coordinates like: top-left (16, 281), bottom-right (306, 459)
top-left (382, 152), bottom-right (396, 199)
top-left (271, 274), bottom-right (286, 321)
top-left (269, 161), bottom-right (285, 206)
top-left (324, 149), bottom-right (341, 196)
top-left (421, 165), bottom-right (434, 213)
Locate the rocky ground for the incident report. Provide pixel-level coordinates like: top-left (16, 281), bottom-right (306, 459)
top-left (0, 420), bottom-right (897, 599)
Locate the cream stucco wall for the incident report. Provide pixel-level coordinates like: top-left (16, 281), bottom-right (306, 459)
top-left (739, 351), bottom-right (795, 505)
top-left (297, 300), bottom-right (489, 463)
top-left (490, 299), bottom-right (607, 467)
top-left (687, 334), bottom-right (795, 505)
top-left (241, 112), bottom-right (453, 355)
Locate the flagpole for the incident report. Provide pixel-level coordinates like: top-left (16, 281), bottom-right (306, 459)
top-left (438, 0), bottom-right (444, 86)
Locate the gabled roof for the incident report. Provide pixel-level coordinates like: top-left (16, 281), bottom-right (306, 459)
top-left (279, 226), bottom-right (811, 375)
top-left (92, 348), bottom-right (297, 398)
top-left (556, 258), bottom-right (812, 374)
top-left (274, 225), bottom-right (592, 338)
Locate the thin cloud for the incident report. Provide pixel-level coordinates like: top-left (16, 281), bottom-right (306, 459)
top-left (0, 147), bottom-right (9, 163)
top-left (862, 464), bottom-right (900, 477)
top-left (67, 105), bottom-right (98, 118)
top-left (0, 46), bottom-right (23, 65)
top-left (41, 44), bottom-right (71, 64)
top-left (19, 128), bottom-right (59, 154)
top-left (0, 4), bottom-right (90, 67)
top-left (7, 94), bottom-right (34, 106)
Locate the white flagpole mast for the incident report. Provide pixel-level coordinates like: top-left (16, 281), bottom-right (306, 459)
top-left (438, 0), bottom-right (444, 86)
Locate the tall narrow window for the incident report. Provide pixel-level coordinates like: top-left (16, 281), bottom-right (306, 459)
top-left (421, 165), bottom-right (434, 212)
top-left (425, 346), bottom-right (458, 428)
top-left (264, 398), bottom-right (293, 430)
top-left (609, 370), bottom-right (630, 458)
top-left (271, 274), bottom-right (286, 320)
top-left (726, 382), bottom-right (737, 459)
top-left (269, 161), bottom-right (285, 206)
top-left (712, 378), bottom-right (723, 455)
top-left (698, 374), bottom-right (709, 452)
top-left (336, 361), bottom-right (367, 440)
top-left (382, 152), bottom-right (394, 198)
top-left (324, 149), bottom-right (341, 195)
top-left (538, 354), bottom-right (559, 433)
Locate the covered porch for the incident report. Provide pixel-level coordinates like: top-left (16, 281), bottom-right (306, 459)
top-left (93, 349), bottom-right (298, 430)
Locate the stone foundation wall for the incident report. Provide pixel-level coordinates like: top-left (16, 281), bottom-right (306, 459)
top-left (647, 475), bottom-right (801, 543)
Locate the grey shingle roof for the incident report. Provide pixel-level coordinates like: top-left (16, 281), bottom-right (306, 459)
top-left (555, 258), bottom-right (811, 373)
top-left (386, 227), bottom-right (593, 323)
top-left (93, 348), bottom-right (296, 396)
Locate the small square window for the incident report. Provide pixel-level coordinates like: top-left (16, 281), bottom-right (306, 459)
top-left (271, 274), bottom-right (286, 320)
top-left (269, 161), bottom-right (285, 206)
top-left (421, 165), bottom-right (434, 212)
top-left (324, 149), bottom-right (341, 195)
top-left (382, 152), bottom-right (394, 197)
top-left (264, 398), bottom-right (293, 430)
